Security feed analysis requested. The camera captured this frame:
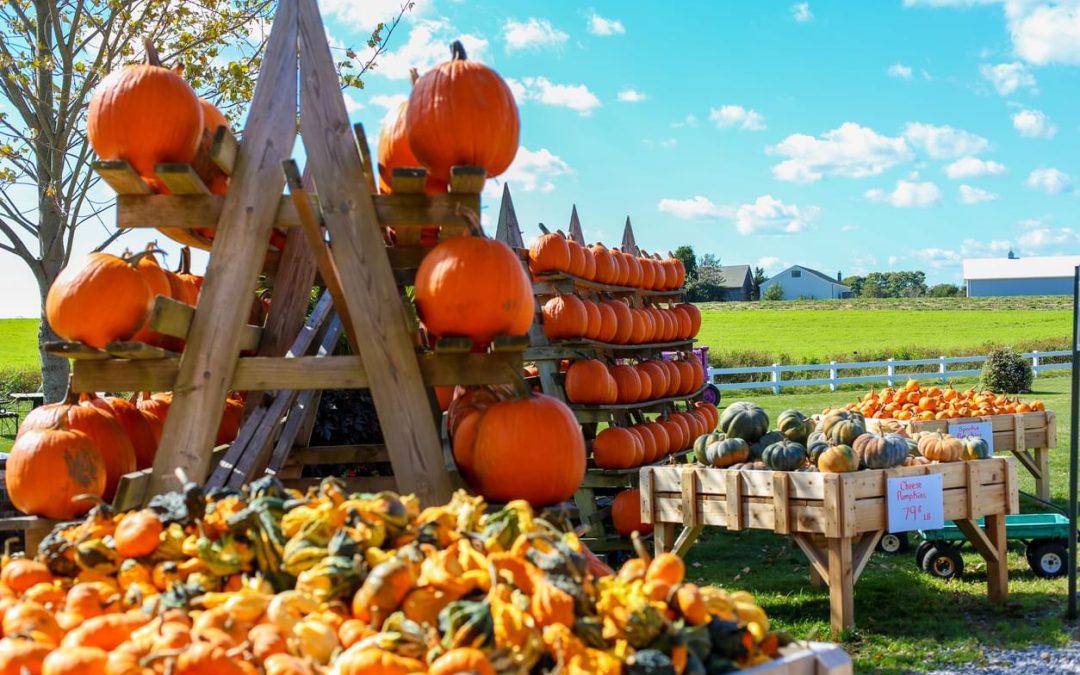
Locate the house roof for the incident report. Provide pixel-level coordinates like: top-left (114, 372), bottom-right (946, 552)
top-left (766, 265), bottom-right (850, 290)
top-left (963, 255), bottom-right (1080, 281)
top-left (718, 265), bottom-right (751, 289)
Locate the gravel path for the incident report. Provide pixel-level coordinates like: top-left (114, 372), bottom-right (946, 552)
top-left (923, 645), bottom-right (1080, 674)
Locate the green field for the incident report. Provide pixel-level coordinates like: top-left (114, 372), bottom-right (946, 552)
top-left (0, 319), bottom-right (40, 370)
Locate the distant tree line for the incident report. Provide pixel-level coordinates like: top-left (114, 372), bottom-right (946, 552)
top-left (672, 245), bottom-right (768, 302)
top-left (841, 271), bottom-right (964, 298)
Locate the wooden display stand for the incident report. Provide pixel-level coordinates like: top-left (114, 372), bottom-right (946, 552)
top-left (900, 411), bottom-right (1056, 501)
top-left (25, 0), bottom-right (527, 531)
top-left (743, 642), bottom-right (851, 675)
top-left (640, 457), bottom-right (1019, 633)
top-left (494, 205), bottom-right (701, 553)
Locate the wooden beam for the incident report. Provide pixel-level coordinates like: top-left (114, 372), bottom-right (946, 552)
top-left (210, 126), bottom-right (240, 175)
top-left (792, 533), bottom-right (830, 586)
top-left (851, 530), bottom-right (884, 583)
top-left (93, 161), bottom-right (151, 194)
top-left (147, 0), bottom-right (300, 498)
top-left (149, 296), bottom-right (263, 352)
top-left (290, 444), bottom-right (388, 465)
top-left (298, 0), bottom-right (451, 505)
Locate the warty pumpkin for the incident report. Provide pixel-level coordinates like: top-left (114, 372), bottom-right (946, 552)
top-left (542, 294), bottom-right (588, 340)
top-left (611, 490), bottom-right (653, 536)
top-left (406, 40), bottom-right (519, 182)
top-left (45, 252), bottom-right (154, 349)
top-left (564, 360), bottom-right (617, 405)
top-left (414, 227), bottom-right (534, 347)
top-left (87, 41), bottom-right (203, 187)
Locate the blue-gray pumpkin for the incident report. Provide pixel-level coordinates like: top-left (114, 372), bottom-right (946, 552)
top-left (806, 431), bottom-right (831, 464)
top-left (961, 436), bottom-right (992, 461)
top-left (749, 431), bottom-right (785, 461)
top-left (761, 439), bottom-right (808, 471)
top-left (692, 432), bottom-right (725, 464)
top-left (705, 437), bottom-right (751, 468)
top-left (718, 402), bottom-right (770, 444)
top-left (822, 410), bottom-right (866, 446)
top-left (852, 432), bottom-right (908, 469)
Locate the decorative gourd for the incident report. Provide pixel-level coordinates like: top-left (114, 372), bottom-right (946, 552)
top-left (406, 41), bottom-right (519, 182)
top-left (429, 648), bottom-right (496, 675)
top-left (704, 437), bottom-right (751, 468)
top-left (611, 490), bottom-right (653, 536)
top-left (564, 360), bottom-right (617, 405)
top-left (918, 432), bottom-right (964, 463)
top-left (6, 427), bottom-right (106, 519)
top-left (529, 231), bottom-right (570, 275)
top-left (718, 402), bottom-right (770, 444)
top-left (806, 431), bottom-right (831, 464)
top-left (470, 394), bottom-right (585, 506)
top-left (776, 409), bottom-right (815, 445)
top-left (414, 226), bottom-right (533, 347)
top-left (760, 439), bottom-right (808, 471)
top-left (87, 41), bottom-right (203, 186)
top-left (541, 295), bottom-right (588, 340)
top-left (961, 436), bottom-right (992, 461)
top-left (592, 427), bottom-right (642, 470)
top-left (609, 364), bottom-right (643, 403)
top-left (45, 252), bottom-right (154, 348)
top-left (821, 410), bottom-right (866, 445)
top-left (114, 510), bottom-right (163, 558)
top-left (818, 444), bottom-right (859, 473)
top-left (852, 433), bottom-right (908, 469)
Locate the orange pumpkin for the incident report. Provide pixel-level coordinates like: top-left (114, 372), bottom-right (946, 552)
top-left (676, 302), bottom-right (701, 337)
top-left (632, 425), bottom-right (660, 464)
top-left (623, 249), bottom-right (643, 287)
top-left (87, 42), bottom-right (203, 187)
top-left (594, 302), bottom-right (618, 343)
top-left (79, 393), bottom-right (157, 471)
top-left (377, 76), bottom-right (445, 195)
top-left (215, 394), bottom-right (244, 446)
top-left (611, 489), bottom-right (653, 536)
top-left (332, 646), bottom-right (425, 675)
top-left (45, 253), bottom-right (153, 349)
top-left (581, 299), bottom-right (603, 340)
top-left (639, 256), bottom-right (657, 290)
top-left (542, 295), bottom-right (588, 340)
top-left (429, 648), bottom-right (496, 675)
top-left (604, 300), bottom-right (633, 345)
top-left (529, 232), bottom-right (570, 275)
top-left (0, 638), bottom-right (51, 675)
top-left (646, 422), bottom-right (671, 458)
top-left (609, 364), bottom-right (643, 403)
top-left (263, 654), bottom-right (315, 675)
top-left (592, 426), bottom-right (642, 470)
top-left (565, 239), bottom-right (587, 277)
top-left (415, 233), bottom-right (533, 347)
top-left (610, 249), bottom-right (631, 286)
top-left (636, 361), bottom-right (669, 401)
top-left (564, 360), bottom-right (617, 405)
top-left (471, 395), bottom-right (585, 506)
top-left (580, 245), bottom-right (597, 280)
top-left (591, 244), bottom-right (617, 284)
top-left (114, 510), bottom-right (163, 559)
top-left (6, 427), bottom-right (105, 519)
top-left (406, 41), bottom-right (519, 182)
top-left (0, 560), bottom-right (53, 595)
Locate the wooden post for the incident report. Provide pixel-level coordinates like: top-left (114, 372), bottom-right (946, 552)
top-left (827, 536), bottom-right (855, 633)
top-left (985, 513), bottom-right (1008, 603)
top-left (655, 523), bottom-right (677, 556)
top-left (148, 0), bottom-right (299, 496)
top-left (297, 0), bottom-right (450, 505)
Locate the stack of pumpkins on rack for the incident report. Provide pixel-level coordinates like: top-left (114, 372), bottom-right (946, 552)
top-left (691, 401), bottom-right (993, 474)
top-left (528, 230), bottom-right (687, 291)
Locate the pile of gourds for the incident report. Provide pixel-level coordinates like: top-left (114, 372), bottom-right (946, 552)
top-left (691, 402), bottom-right (993, 474)
top-left (0, 478), bottom-right (789, 673)
top-left (828, 379), bottom-right (1046, 421)
top-left (542, 296), bottom-right (701, 346)
top-left (564, 358), bottom-right (707, 405)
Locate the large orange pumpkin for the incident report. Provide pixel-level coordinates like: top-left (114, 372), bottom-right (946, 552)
top-left (529, 232), bottom-right (570, 275)
top-left (612, 490), bottom-right (653, 536)
top-left (634, 424), bottom-right (660, 464)
top-left (604, 300), bottom-right (633, 345)
top-left (594, 302), bottom-right (618, 343)
top-left (581, 299), bottom-right (603, 340)
top-left (415, 232), bottom-right (533, 347)
top-left (565, 238), bottom-right (587, 278)
top-left (128, 247), bottom-right (172, 346)
top-left (676, 303), bottom-right (702, 338)
top-left (542, 295), bottom-right (588, 340)
top-left (87, 42), bottom-right (203, 188)
top-left (45, 253), bottom-right (154, 349)
top-left (592, 426), bottom-right (643, 470)
top-left (80, 393), bottom-right (157, 470)
top-left (564, 360), bottom-right (617, 405)
top-left (470, 395), bottom-right (585, 506)
top-left (19, 390), bottom-right (136, 501)
top-left (591, 244), bottom-right (617, 285)
top-left (6, 427), bottom-right (106, 519)
top-left (609, 364), bottom-right (643, 403)
top-left (406, 41), bottom-right (519, 182)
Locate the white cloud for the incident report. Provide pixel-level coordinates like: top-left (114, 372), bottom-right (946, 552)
top-left (506, 77), bottom-right (601, 115)
top-left (709, 105), bottom-right (766, 131)
top-left (959, 184), bottom-right (999, 204)
top-left (344, 93), bottom-right (365, 113)
top-left (1027, 167), bottom-right (1071, 194)
top-left (504, 17), bottom-right (567, 52)
top-left (657, 196), bottom-right (732, 220)
top-left (672, 114), bottom-right (698, 128)
top-left (980, 61), bottom-right (1037, 95)
top-left (903, 0), bottom-right (998, 5)
top-left (902, 122), bottom-right (989, 159)
top-left (1012, 108), bottom-right (1056, 138)
top-left (756, 256), bottom-right (784, 271)
top-left (768, 123), bottom-right (914, 183)
top-left (322, 0), bottom-right (433, 32)
top-left (374, 19), bottom-right (489, 80)
top-left (915, 247), bottom-right (962, 270)
top-left (887, 256), bottom-right (902, 266)
top-left (588, 12), bottom-right (625, 35)
top-left (791, 2), bottom-right (814, 22)
top-left (734, 196), bottom-right (818, 235)
top-left (944, 156), bottom-right (1006, 179)
top-left (1018, 227), bottom-right (1080, 249)
top-left (1009, 1), bottom-right (1080, 66)
top-left (865, 180), bottom-right (942, 207)
top-left (887, 63), bottom-right (914, 79)
top-left (485, 147), bottom-right (572, 197)
top-left (961, 238), bottom-right (1012, 256)
top-left (370, 93), bottom-right (408, 110)
top-left (617, 88), bottom-right (646, 103)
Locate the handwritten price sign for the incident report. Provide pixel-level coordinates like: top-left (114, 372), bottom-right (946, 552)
top-left (948, 421), bottom-right (994, 453)
top-left (886, 473), bottom-right (944, 533)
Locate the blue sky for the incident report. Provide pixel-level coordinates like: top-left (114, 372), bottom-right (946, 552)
top-left (2, 0), bottom-right (1079, 316)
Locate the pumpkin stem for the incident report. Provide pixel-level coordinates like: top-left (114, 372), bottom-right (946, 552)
top-left (3, 537), bottom-right (18, 560)
top-left (537, 223), bottom-right (551, 235)
top-left (174, 246), bottom-right (192, 275)
top-left (143, 39), bottom-right (163, 68)
top-left (630, 531), bottom-right (652, 564)
top-left (455, 204), bottom-right (486, 238)
top-left (450, 40), bottom-right (467, 61)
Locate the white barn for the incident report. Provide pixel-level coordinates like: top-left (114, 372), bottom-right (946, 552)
top-left (761, 265), bottom-right (851, 300)
top-left (963, 254), bottom-right (1080, 297)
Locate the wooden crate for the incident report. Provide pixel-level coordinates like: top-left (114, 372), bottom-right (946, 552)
top-left (641, 458), bottom-right (1019, 632)
top-left (743, 642), bottom-right (852, 675)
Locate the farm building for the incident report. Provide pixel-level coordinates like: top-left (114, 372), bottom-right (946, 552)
top-left (760, 265), bottom-right (852, 300)
top-left (718, 264), bottom-right (753, 301)
top-left (963, 253), bottom-right (1080, 296)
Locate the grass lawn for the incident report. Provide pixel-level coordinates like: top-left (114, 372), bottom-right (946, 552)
top-left (690, 375), bottom-right (1077, 673)
top-left (0, 319), bottom-right (40, 371)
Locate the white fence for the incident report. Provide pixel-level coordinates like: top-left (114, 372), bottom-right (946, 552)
top-left (707, 350), bottom-right (1071, 394)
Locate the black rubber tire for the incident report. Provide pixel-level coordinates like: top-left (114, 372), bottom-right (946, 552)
top-left (914, 540), bottom-right (935, 569)
top-left (921, 544), bottom-right (964, 580)
top-left (878, 532), bottom-right (910, 555)
top-left (1027, 540), bottom-right (1068, 578)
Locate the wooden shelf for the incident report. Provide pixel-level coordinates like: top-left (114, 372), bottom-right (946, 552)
top-left (568, 385), bottom-right (709, 421)
top-left (525, 339), bottom-right (694, 361)
top-left (532, 272), bottom-right (685, 299)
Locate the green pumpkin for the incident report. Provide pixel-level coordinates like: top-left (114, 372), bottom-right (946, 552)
top-left (705, 438), bottom-right (751, 468)
top-left (852, 432), bottom-right (908, 470)
top-left (692, 432), bottom-right (725, 465)
top-left (749, 431), bottom-right (785, 461)
top-left (761, 439), bottom-right (808, 471)
top-left (822, 410), bottom-right (866, 445)
top-left (776, 409), bottom-right (815, 445)
top-left (718, 402), bottom-right (770, 444)
top-left (961, 436), bottom-right (992, 461)
top-left (903, 436), bottom-right (920, 456)
top-left (817, 444), bottom-right (859, 473)
top-left (806, 431), bottom-right (831, 464)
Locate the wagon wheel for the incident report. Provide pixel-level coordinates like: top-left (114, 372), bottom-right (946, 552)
top-left (1026, 540), bottom-right (1067, 578)
top-left (921, 544), bottom-right (964, 580)
top-left (877, 532), bottom-right (910, 555)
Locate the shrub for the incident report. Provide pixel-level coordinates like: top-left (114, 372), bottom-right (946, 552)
top-left (0, 367), bottom-right (41, 401)
top-left (762, 284), bottom-right (784, 301)
top-left (979, 348), bottom-right (1033, 393)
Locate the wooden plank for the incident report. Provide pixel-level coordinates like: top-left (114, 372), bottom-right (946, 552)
top-left (792, 533), bottom-right (830, 586)
top-left (154, 164), bottom-right (210, 194)
top-left (965, 461), bottom-right (978, 520)
top-left (146, 0), bottom-right (300, 498)
top-left (726, 471), bottom-right (743, 530)
top-left (149, 296), bottom-right (263, 351)
top-left (352, 123), bottom-right (377, 194)
top-left (114, 446), bottom-right (230, 511)
top-left (265, 389), bottom-right (321, 475)
top-left (210, 125), bottom-right (239, 175)
top-left (44, 341), bottom-right (108, 360)
top-left (827, 537), bottom-right (855, 633)
top-left (1033, 447), bottom-right (1051, 501)
top-left (290, 444), bottom-right (388, 465)
top-left (672, 525), bottom-right (704, 557)
top-left (449, 166), bottom-right (486, 194)
top-left (391, 168), bottom-right (428, 194)
top-left (105, 341), bottom-right (177, 360)
top-left (93, 160), bottom-right (151, 194)
top-left (298, 0), bottom-right (451, 507)
top-left (654, 523), bottom-right (676, 556)
top-left (851, 530), bottom-right (883, 583)
top-left (639, 468), bottom-right (654, 523)
top-left (1014, 413), bottom-right (1026, 451)
top-left (953, 518), bottom-right (1000, 564)
top-left (772, 472), bottom-right (790, 535)
top-left (0, 516), bottom-right (58, 532)
top-left (985, 513), bottom-right (1008, 603)
top-left (256, 195), bottom-right (320, 359)
top-left (1007, 457), bottom-right (1020, 513)
top-left (681, 468), bottom-right (699, 528)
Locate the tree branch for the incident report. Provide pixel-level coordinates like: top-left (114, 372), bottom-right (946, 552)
top-left (354, 2), bottom-right (413, 80)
